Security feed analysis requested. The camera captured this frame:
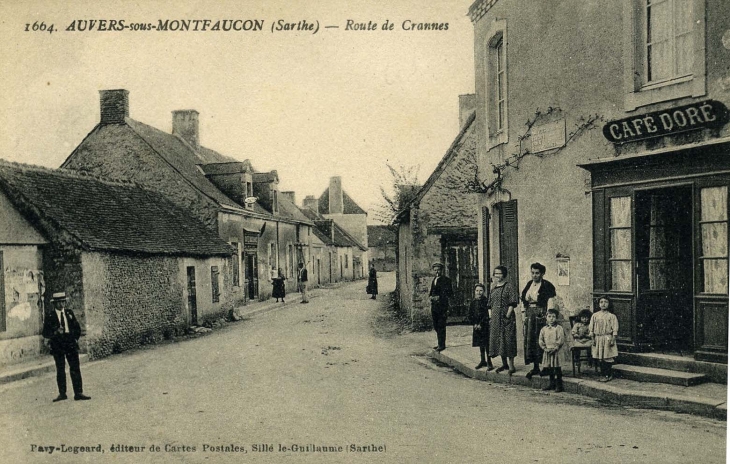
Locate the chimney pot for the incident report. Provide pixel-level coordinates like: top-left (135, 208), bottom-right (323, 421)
top-left (99, 89), bottom-right (129, 124)
top-left (172, 110), bottom-right (200, 149)
top-left (329, 176), bottom-right (344, 215)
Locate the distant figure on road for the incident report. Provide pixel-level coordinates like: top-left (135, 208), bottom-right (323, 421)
top-left (298, 262), bottom-right (309, 304)
top-left (367, 263), bottom-right (378, 300)
top-left (42, 292), bottom-right (91, 402)
top-left (429, 262), bottom-right (453, 352)
top-left (488, 266), bottom-right (518, 375)
top-left (272, 268), bottom-right (286, 303)
top-left (470, 283), bottom-right (493, 370)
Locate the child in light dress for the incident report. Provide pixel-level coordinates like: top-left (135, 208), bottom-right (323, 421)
top-left (589, 296), bottom-right (619, 382)
top-left (571, 309), bottom-right (593, 347)
top-left (538, 308), bottom-right (565, 392)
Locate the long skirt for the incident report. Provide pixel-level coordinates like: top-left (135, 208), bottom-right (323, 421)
top-left (523, 306), bottom-right (545, 365)
top-left (489, 314), bottom-right (517, 358)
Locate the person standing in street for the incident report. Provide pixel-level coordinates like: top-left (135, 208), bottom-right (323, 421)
top-left (42, 292), bottom-right (91, 402)
top-left (488, 266), bottom-right (519, 374)
top-left (469, 283), bottom-right (493, 370)
top-left (272, 268), bottom-right (286, 303)
top-left (429, 262), bottom-right (453, 352)
top-left (298, 262), bottom-right (309, 304)
top-left (520, 262), bottom-right (557, 380)
top-left (367, 263), bottom-right (378, 300)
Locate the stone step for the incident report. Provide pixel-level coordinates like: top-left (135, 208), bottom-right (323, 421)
top-left (0, 354), bottom-right (89, 385)
top-left (612, 364), bottom-right (709, 387)
top-left (618, 352), bottom-right (727, 384)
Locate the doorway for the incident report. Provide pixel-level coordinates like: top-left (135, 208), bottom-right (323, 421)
top-left (635, 185), bottom-right (693, 352)
top-left (245, 254), bottom-right (259, 300)
top-left (442, 235), bottom-right (479, 323)
top-left (186, 266), bottom-right (198, 325)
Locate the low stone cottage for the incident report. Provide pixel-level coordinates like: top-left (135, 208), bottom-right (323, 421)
top-left (0, 161), bottom-right (234, 362)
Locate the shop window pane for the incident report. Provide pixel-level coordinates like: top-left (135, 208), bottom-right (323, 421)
top-left (649, 260), bottom-right (668, 290)
top-left (703, 259), bottom-right (728, 294)
top-left (611, 261), bottom-right (632, 291)
top-left (701, 187), bottom-right (728, 221)
top-left (649, 226), bottom-right (667, 258)
top-left (610, 197), bottom-right (631, 227)
top-left (611, 230), bottom-right (632, 259)
top-left (701, 223), bottom-right (728, 257)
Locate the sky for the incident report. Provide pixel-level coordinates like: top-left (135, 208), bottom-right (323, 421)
top-left (0, 0), bottom-right (475, 223)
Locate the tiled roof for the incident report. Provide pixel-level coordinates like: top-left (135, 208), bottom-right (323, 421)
top-left (253, 171), bottom-right (278, 183)
top-left (401, 112), bottom-right (477, 213)
top-left (367, 225), bottom-right (396, 247)
top-left (0, 161), bottom-right (234, 256)
top-left (317, 189), bottom-right (367, 215)
top-left (300, 207), bottom-right (324, 222)
top-left (277, 196), bottom-right (313, 224)
top-left (311, 226), bottom-right (333, 246)
top-left (124, 119), bottom-right (245, 211)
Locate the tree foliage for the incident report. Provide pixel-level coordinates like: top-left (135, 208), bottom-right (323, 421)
top-left (373, 163), bottom-right (421, 226)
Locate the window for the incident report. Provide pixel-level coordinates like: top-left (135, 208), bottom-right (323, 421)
top-left (231, 242), bottom-right (240, 287)
top-left (272, 189), bottom-right (278, 214)
top-left (211, 266), bottom-right (220, 303)
top-left (485, 20), bottom-right (508, 148)
top-left (246, 181), bottom-right (253, 210)
top-left (345, 254), bottom-right (349, 269)
top-left (624, 0), bottom-right (706, 110)
top-left (609, 196), bottom-right (633, 291)
top-left (700, 186), bottom-right (728, 294)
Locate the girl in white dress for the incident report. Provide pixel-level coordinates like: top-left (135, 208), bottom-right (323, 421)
top-left (589, 296), bottom-right (619, 382)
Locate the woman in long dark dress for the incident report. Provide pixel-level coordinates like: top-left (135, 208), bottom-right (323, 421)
top-left (272, 268), bottom-right (286, 303)
top-left (488, 266), bottom-right (519, 374)
top-left (367, 263), bottom-right (378, 300)
top-left (520, 262), bottom-right (557, 379)
top-left (470, 283), bottom-right (493, 370)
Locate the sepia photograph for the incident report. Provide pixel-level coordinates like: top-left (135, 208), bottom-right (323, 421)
top-left (0, 0), bottom-right (728, 462)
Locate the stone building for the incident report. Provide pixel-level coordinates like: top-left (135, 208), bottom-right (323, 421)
top-left (0, 162), bottom-right (234, 363)
top-left (367, 225), bottom-right (396, 272)
top-left (300, 207), bottom-right (366, 283)
top-left (305, 176), bottom-right (369, 279)
top-left (395, 99), bottom-right (479, 327)
top-left (61, 89), bottom-right (314, 303)
top-left (469, 0), bottom-right (729, 369)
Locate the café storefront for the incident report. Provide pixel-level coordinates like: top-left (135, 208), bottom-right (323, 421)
top-left (580, 101), bottom-right (730, 363)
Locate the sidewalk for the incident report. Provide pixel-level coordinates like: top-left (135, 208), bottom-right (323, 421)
top-left (0, 282), bottom-right (342, 387)
top-left (430, 325), bottom-right (727, 421)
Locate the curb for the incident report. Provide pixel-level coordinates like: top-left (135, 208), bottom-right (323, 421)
top-left (0, 354), bottom-right (89, 385)
top-left (430, 350), bottom-right (727, 421)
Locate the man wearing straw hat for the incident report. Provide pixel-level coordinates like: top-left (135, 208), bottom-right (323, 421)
top-left (42, 292), bottom-right (90, 402)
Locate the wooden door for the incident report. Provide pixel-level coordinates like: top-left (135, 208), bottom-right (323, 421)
top-left (635, 186), bottom-right (694, 352)
top-left (442, 236), bottom-right (478, 323)
top-left (246, 254), bottom-right (259, 300)
top-left (186, 266), bottom-right (198, 325)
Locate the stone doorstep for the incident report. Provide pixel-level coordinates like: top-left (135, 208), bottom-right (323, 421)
top-left (430, 349), bottom-right (727, 421)
top-left (612, 364), bottom-right (709, 387)
top-left (0, 354), bottom-right (89, 385)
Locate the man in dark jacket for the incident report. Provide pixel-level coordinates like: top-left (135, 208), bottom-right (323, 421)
top-left (298, 262), bottom-right (309, 304)
top-left (42, 292), bottom-right (90, 402)
top-left (429, 262), bottom-right (453, 351)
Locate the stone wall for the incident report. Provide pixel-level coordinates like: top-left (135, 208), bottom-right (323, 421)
top-left (81, 252), bottom-right (185, 359)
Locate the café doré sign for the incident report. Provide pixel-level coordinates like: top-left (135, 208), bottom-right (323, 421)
top-left (603, 100), bottom-right (729, 144)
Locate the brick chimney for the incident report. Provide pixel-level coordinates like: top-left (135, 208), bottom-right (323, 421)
top-left (172, 110), bottom-right (200, 149)
top-left (329, 176), bottom-right (344, 214)
top-left (281, 191), bottom-right (296, 205)
top-left (459, 94), bottom-right (476, 129)
top-left (303, 195), bottom-right (319, 212)
top-left (99, 89), bottom-right (129, 124)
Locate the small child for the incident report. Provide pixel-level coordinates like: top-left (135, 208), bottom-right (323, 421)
top-left (589, 296), bottom-right (619, 382)
top-left (538, 308), bottom-right (565, 392)
top-left (571, 309), bottom-right (593, 347)
top-left (469, 283), bottom-right (493, 370)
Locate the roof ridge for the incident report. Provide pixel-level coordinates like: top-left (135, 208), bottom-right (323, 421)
top-left (0, 159), bottom-right (160, 192)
